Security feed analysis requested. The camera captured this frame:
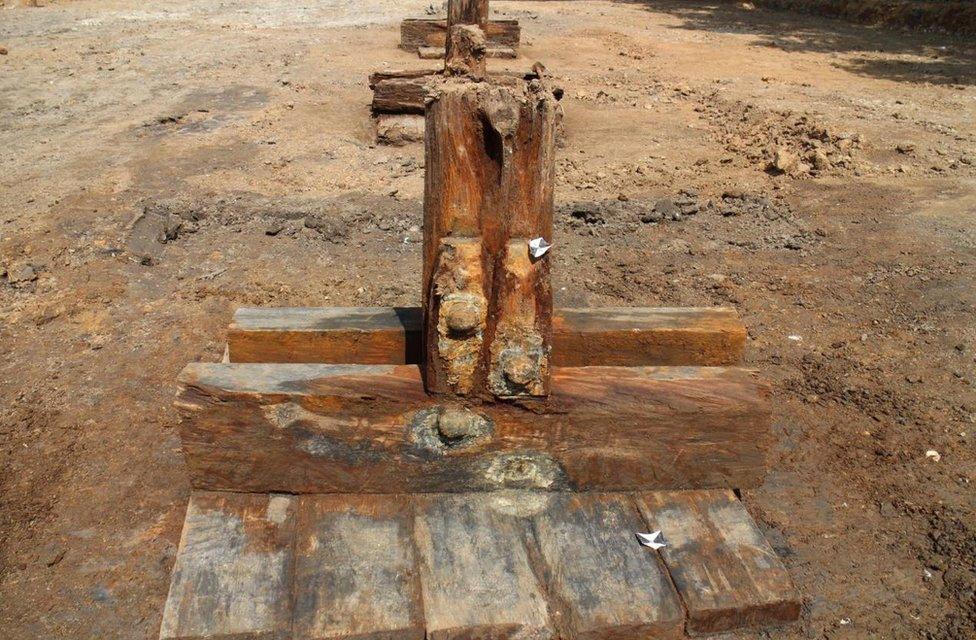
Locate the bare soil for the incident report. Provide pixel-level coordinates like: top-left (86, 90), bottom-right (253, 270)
top-left (1, 1), bottom-right (974, 638)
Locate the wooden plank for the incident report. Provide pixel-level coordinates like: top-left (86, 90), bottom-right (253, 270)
top-left (226, 306), bottom-right (746, 367)
top-left (636, 490), bottom-right (801, 633)
top-left (422, 78), bottom-right (557, 398)
top-left (371, 75), bottom-right (432, 115)
top-left (369, 69), bottom-right (537, 115)
top-left (175, 363), bottom-right (771, 493)
top-left (400, 18), bottom-right (520, 52)
top-left (528, 493), bottom-right (685, 640)
top-left (159, 492), bottom-right (297, 640)
top-left (412, 493), bottom-right (553, 640)
top-left (228, 307), bottom-right (424, 367)
top-left (417, 46), bottom-right (519, 60)
top-left (292, 495), bottom-right (425, 640)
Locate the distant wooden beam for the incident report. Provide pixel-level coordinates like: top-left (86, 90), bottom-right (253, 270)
top-left (400, 18), bottom-right (520, 53)
top-left (175, 363), bottom-right (771, 494)
top-left (226, 306), bottom-right (747, 367)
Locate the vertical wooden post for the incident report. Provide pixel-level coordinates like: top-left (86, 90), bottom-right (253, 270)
top-left (445, 0), bottom-right (489, 78)
top-left (447, 0), bottom-right (489, 29)
top-left (422, 77), bottom-right (558, 399)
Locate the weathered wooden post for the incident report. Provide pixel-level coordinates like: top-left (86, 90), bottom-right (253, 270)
top-left (423, 27), bottom-right (558, 399)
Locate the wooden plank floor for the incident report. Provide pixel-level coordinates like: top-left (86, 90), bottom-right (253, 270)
top-left (161, 491), bottom-right (800, 639)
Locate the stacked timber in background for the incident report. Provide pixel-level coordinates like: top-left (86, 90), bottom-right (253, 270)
top-left (160, 3), bottom-right (801, 638)
top-left (399, 0), bottom-right (520, 60)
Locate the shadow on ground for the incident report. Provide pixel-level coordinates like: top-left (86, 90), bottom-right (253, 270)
top-left (615, 0), bottom-right (976, 85)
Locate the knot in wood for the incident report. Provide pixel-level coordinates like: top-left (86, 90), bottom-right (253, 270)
top-left (436, 407), bottom-right (483, 442)
top-left (501, 350), bottom-right (538, 388)
top-left (443, 298), bottom-right (481, 335)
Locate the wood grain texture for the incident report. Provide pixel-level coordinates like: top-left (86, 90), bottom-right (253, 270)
top-left (412, 493), bottom-right (553, 640)
top-left (447, 0), bottom-right (489, 28)
top-left (400, 19), bottom-right (520, 52)
top-left (226, 306), bottom-right (746, 367)
top-left (159, 492), bottom-right (297, 640)
top-left (417, 45), bottom-right (517, 60)
top-left (527, 493), bottom-right (685, 640)
top-left (175, 363), bottom-right (771, 493)
top-left (292, 495), bottom-right (424, 640)
top-left (160, 491), bottom-right (800, 639)
top-left (636, 490), bottom-right (801, 633)
top-left (423, 78), bottom-right (558, 399)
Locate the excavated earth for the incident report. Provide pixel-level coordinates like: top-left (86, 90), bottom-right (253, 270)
top-left (1, 1), bottom-right (974, 638)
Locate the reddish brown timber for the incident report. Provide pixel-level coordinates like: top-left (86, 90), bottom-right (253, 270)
top-left (422, 78), bottom-right (558, 398)
top-left (400, 18), bottom-right (521, 52)
top-left (226, 306), bottom-right (746, 367)
top-left (175, 363), bottom-right (771, 493)
top-left (159, 492), bottom-right (297, 640)
top-left (413, 493), bottom-right (553, 640)
top-left (527, 493), bottom-right (685, 640)
top-left (292, 495), bottom-right (425, 640)
top-left (636, 490), bottom-right (802, 633)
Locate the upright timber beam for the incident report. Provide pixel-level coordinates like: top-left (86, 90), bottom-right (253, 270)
top-left (448, 0), bottom-right (489, 29)
top-left (423, 74), bottom-right (558, 399)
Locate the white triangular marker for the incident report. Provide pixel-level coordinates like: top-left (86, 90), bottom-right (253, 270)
top-left (636, 530), bottom-right (666, 550)
top-left (528, 237), bottom-right (552, 259)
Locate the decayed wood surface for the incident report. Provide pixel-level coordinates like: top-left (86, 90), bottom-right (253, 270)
top-left (418, 45), bottom-right (517, 60)
top-left (292, 495), bottom-right (425, 640)
top-left (226, 306), bottom-right (746, 367)
top-left (161, 490), bottom-right (797, 639)
top-left (447, 0), bottom-right (489, 28)
top-left (637, 490), bottom-right (802, 633)
top-left (370, 70), bottom-right (435, 114)
top-left (413, 493), bottom-right (553, 640)
top-left (423, 78), bottom-right (558, 399)
top-left (159, 492), bottom-right (297, 640)
top-left (175, 363), bottom-right (770, 493)
top-left (400, 18), bottom-right (520, 52)
top-left (369, 68), bottom-right (535, 115)
top-left (528, 493), bottom-right (685, 640)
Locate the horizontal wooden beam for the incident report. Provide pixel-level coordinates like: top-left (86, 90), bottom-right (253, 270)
top-left (226, 306), bottom-right (746, 367)
top-left (418, 45), bottom-right (518, 60)
top-left (176, 363), bottom-right (770, 493)
top-left (400, 18), bottom-right (521, 52)
top-left (369, 68), bottom-right (539, 115)
top-left (160, 490), bottom-right (799, 639)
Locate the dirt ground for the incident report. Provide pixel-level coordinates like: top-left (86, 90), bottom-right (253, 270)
top-left (0, 0), bottom-right (974, 638)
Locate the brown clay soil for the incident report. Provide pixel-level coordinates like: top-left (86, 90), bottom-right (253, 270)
top-left (1, 1), bottom-right (974, 638)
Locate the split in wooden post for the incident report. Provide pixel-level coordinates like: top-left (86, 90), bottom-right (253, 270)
top-left (422, 76), bottom-right (559, 400)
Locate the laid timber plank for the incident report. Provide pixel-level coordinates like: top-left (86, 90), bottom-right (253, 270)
top-left (175, 363), bottom-right (771, 493)
top-left (418, 45), bottom-right (517, 60)
top-left (228, 307), bottom-right (424, 367)
top-left (159, 492), bottom-right (297, 640)
top-left (369, 69), bottom-right (536, 115)
top-left (292, 495), bottom-right (424, 640)
top-left (528, 493), bottom-right (685, 640)
top-left (400, 18), bottom-right (521, 52)
top-left (226, 306), bottom-right (746, 367)
top-left (636, 490), bottom-right (801, 633)
top-left (413, 493), bottom-right (553, 640)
